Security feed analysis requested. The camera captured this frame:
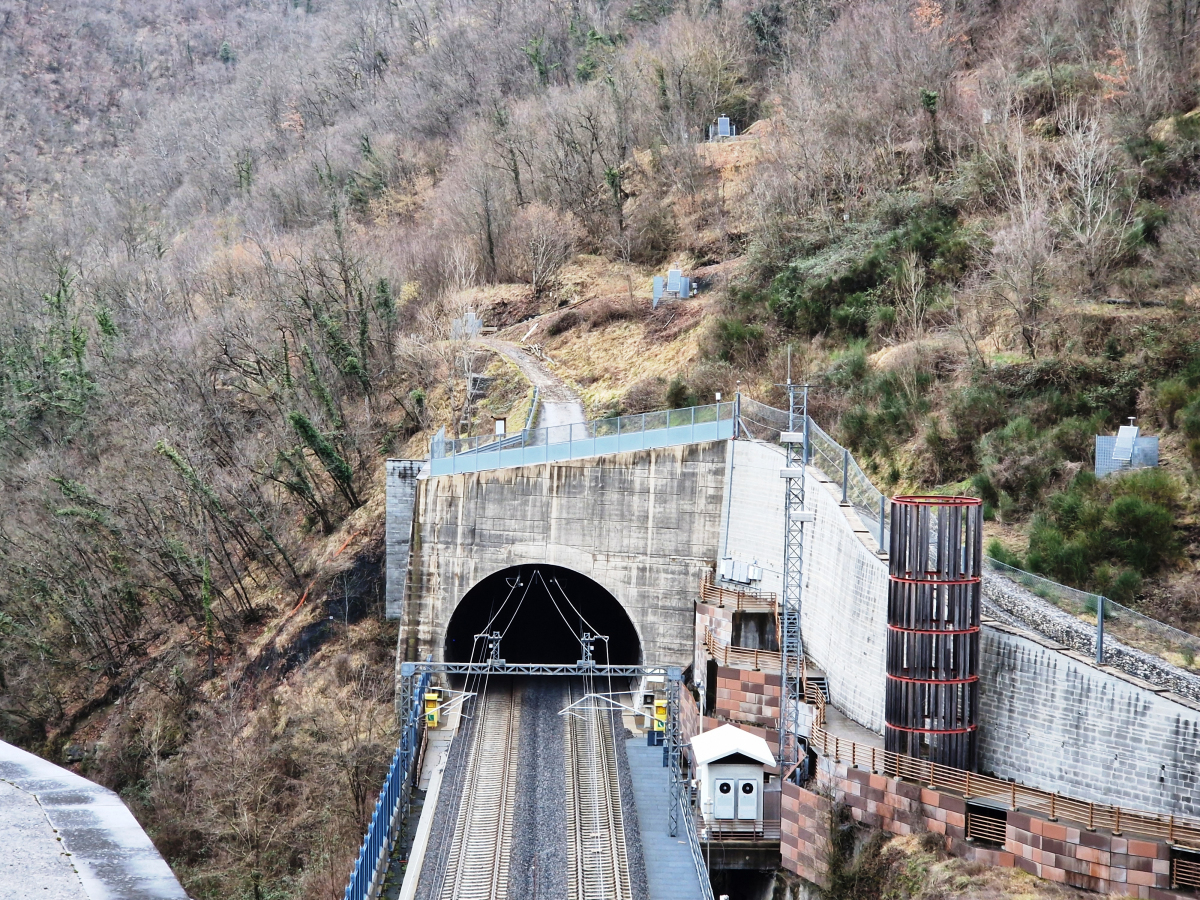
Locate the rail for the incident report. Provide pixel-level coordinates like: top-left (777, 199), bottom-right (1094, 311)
top-left (699, 573), bottom-right (777, 611)
top-left (803, 682), bottom-right (1200, 852)
top-left (564, 683), bottom-right (632, 899)
top-left (342, 666), bottom-right (431, 900)
top-left (428, 401), bottom-right (736, 475)
top-left (437, 684), bottom-right (519, 899)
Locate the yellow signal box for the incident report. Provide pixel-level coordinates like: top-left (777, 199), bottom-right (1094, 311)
top-left (424, 691), bottom-right (441, 728)
top-left (653, 698), bottom-right (667, 732)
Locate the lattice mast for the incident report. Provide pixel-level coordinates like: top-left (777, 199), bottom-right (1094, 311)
top-left (778, 380), bottom-right (810, 774)
top-left (884, 496), bottom-right (983, 770)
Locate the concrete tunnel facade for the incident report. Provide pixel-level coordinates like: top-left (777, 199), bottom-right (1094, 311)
top-left (397, 441), bottom-right (730, 673)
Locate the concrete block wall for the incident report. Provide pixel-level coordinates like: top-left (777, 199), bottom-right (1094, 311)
top-left (781, 757), bottom-right (1193, 898)
top-left (399, 442), bottom-right (728, 668)
top-left (979, 621), bottom-right (1200, 818)
top-left (781, 780), bottom-right (831, 888)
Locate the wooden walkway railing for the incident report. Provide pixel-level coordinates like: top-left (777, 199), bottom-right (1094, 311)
top-left (700, 573), bottom-right (777, 611)
top-left (804, 683), bottom-right (1200, 852)
top-left (704, 626), bottom-right (794, 673)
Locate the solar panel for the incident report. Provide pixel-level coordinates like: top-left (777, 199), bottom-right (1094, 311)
top-left (717, 117), bottom-right (731, 137)
top-left (1113, 425), bottom-right (1139, 461)
top-left (653, 276), bottom-right (664, 308)
top-left (680, 277), bottom-right (691, 298)
top-left (666, 269), bottom-right (682, 294)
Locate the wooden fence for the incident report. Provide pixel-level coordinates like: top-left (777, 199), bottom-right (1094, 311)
top-left (700, 573), bottom-right (777, 611)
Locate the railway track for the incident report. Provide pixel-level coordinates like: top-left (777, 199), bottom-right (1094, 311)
top-left (438, 683), bottom-right (521, 900)
top-left (564, 682), bottom-right (632, 900)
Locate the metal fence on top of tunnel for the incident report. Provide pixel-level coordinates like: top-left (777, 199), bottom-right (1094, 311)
top-left (738, 396), bottom-right (889, 552)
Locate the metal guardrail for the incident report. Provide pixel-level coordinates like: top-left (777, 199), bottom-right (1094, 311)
top-left (343, 666), bottom-right (431, 900)
top-left (680, 794), bottom-right (718, 900)
top-left (804, 681), bottom-right (1200, 852)
top-left (705, 626), bottom-right (793, 673)
top-left (429, 401), bottom-right (736, 475)
top-left (985, 557), bottom-right (1200, 667)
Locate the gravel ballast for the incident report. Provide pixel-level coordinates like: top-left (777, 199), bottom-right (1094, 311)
top-left (507, 677), bottom-right (569, 900)
top-left (982, 570), bottom-right (1200, 703)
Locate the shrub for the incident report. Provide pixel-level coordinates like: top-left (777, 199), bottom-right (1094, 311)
top-left (987, 538), bottom-right (1023, 568)
top-left (1156, 378), bottom-right (1191, 428)
top-left (978, 417), bottom-right (1063, 506)
top-left (666, 375), bottom-right (698, 408)
top-left (768, 201), bottom-right (974, 338)
top-left (1021, 469), bottom-right (1179, 598)
top-left (497, 202), bottom-right (582, 292)
top-left (710, 318), bottom-right (767, 366)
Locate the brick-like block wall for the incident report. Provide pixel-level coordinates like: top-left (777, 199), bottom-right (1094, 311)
top-left (714, 664), bottom-right (780, 729)
top-left (781, 780), bottom-right (830, 887)
top-left (779, 758), bottom-right (1193, 899)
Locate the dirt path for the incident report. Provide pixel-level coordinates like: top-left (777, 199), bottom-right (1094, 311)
top-left (478, 338), bottom-right (586, 430)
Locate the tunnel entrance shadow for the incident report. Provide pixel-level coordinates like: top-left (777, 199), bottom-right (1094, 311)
top-left (444, 565), bottom-right (641, 665)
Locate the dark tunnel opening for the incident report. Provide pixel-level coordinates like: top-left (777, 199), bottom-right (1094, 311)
top-left (444, 565), bottom-right (641, 665)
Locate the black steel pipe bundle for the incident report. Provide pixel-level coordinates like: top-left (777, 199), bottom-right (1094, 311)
top-left (884, 496), bottom-right (982, 771)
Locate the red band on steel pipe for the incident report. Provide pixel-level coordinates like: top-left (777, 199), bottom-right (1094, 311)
top-left (886, 673), bottom-right (979, 685)
top-left (889, 575), bottom-right (981, 586)
top-left (884, 722), bottom-right (978, 735)
top-left (886, 623), bottom-right (981, 635)
top-left (892, 495), bottom-right (983, 507)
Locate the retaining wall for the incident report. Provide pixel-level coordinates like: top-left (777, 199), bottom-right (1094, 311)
top-left (718, 441), bottom-right (889, 733)
top-left (781, 757), bottom-right (1192, 899)
top-left (979, 621), bottom-right (1200, 818)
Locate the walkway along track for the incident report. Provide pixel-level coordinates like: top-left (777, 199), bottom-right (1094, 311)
top-left (564, 682), bottom-right (633, 900)
top-left (438, 683), bottom-right (521, 900)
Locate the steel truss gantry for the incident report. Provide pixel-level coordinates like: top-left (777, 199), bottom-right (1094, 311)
top-left (397, 661), bottom-right (687, 834)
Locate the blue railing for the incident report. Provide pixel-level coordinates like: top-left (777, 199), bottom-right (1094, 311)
top-left (429, 401), bottom-right (736, 475)
top-left (343, 667), bottom-right (431, 900)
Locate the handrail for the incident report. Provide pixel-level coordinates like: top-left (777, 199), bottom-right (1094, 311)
top-left (699, 572), bottom-right (777, 610)
top-left (705, 626), bottom-right (793, 673)
top-left (803, 682), bottom-right (1200, 852)
top-left (343, 667), bottom-right (432, 900)
top-left (680, 793), bottom-right (718, 900)
top-left (429, 400), bottom-right (736, 475)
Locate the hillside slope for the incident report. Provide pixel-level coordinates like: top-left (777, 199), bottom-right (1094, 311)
top-left (4, 0), bottom-right (1200, 897)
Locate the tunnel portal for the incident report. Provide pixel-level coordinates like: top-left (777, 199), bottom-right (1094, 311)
top-left (443, 565), bottom-right (641, 665)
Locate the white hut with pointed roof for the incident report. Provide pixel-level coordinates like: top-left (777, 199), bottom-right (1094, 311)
top-left (691, 724), bottom-right (776, 822)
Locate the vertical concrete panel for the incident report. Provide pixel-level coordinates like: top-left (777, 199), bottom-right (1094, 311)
top-left (385, 460), bottom-right (421, 620)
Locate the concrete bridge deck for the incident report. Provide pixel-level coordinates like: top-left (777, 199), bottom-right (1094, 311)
top-left (0, 740), bottom-right (186, 900)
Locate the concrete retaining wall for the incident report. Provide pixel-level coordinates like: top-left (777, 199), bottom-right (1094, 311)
top-left (717, 441), bottom-right (890, 734)
top-left (385, 460), bottom-right (422, 620)
top-left (979, 621), bottom-right (1200, 818)
top-left (398, 441), bottom-right (728, 668)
